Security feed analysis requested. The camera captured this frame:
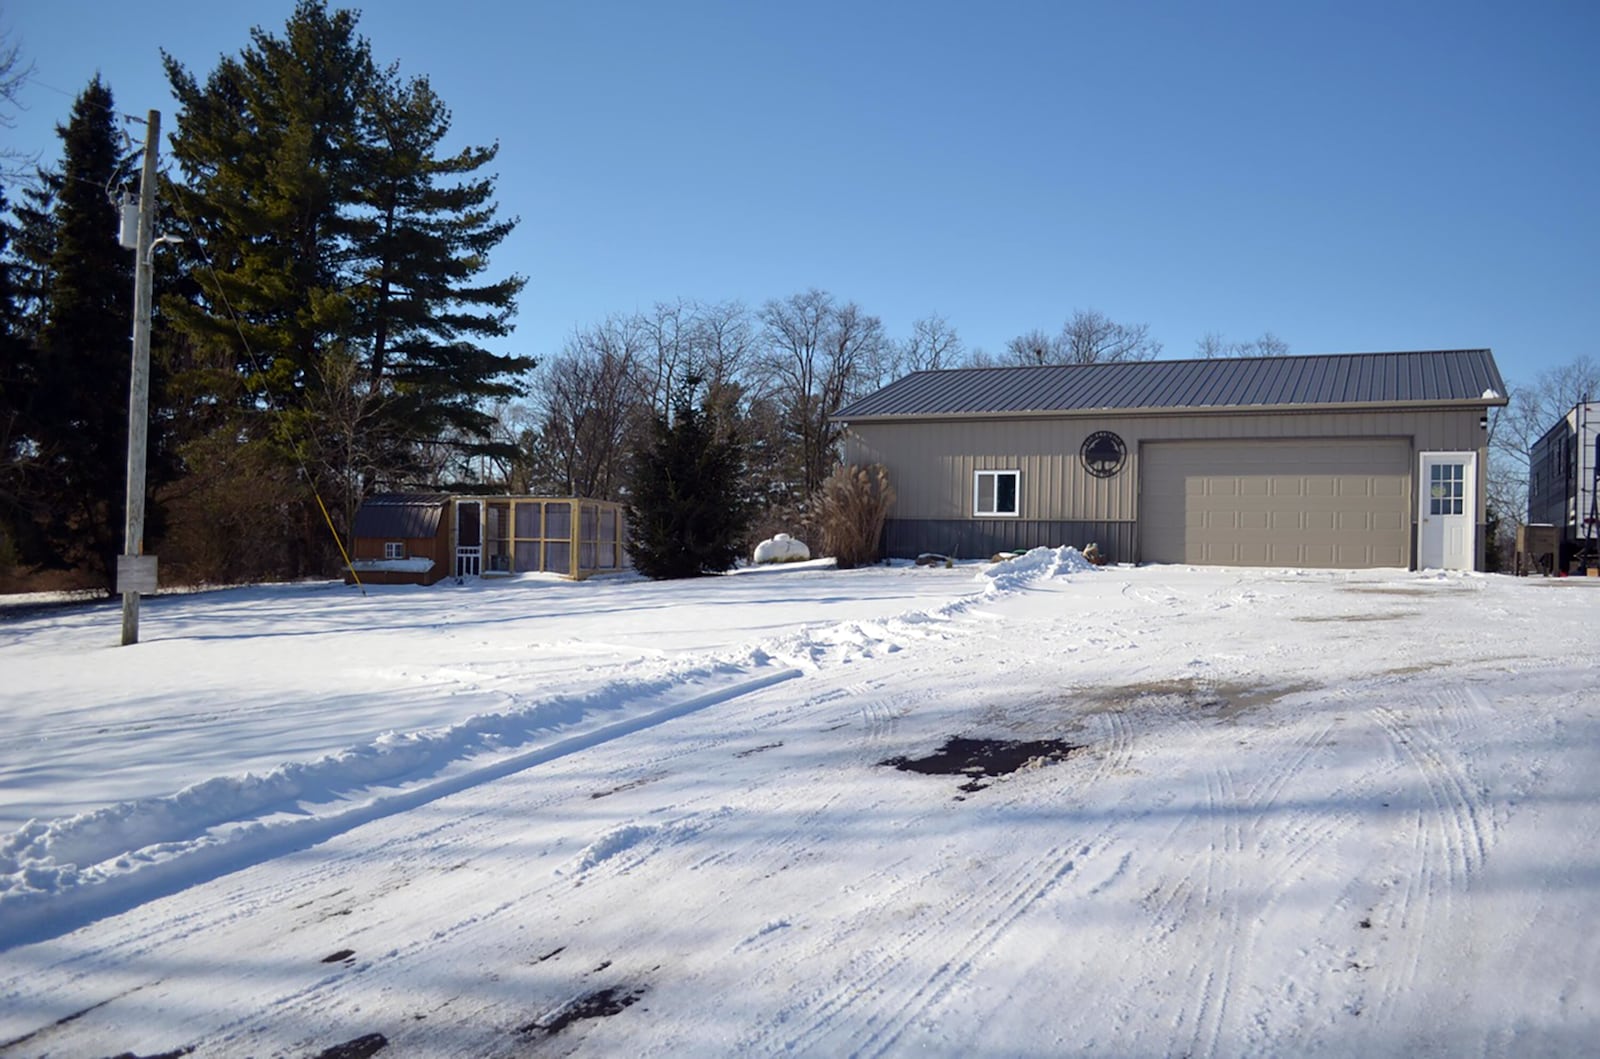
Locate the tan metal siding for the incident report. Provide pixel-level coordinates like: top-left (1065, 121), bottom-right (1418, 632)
top-left (1140, 439), bottom-right (1412, 567)
top-left (842, 408), bottom-right (1483, 522)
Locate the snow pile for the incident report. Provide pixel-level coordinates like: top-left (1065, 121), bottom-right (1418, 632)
top-left (975, 545), bottom-right (1097, 594)
top-left (746, 546), bottom-right (1097, 671)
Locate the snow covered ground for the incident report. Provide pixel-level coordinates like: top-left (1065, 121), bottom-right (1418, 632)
top-left (1, 554), bottom-right (1597, 1056)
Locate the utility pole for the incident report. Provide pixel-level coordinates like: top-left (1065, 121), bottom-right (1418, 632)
top-left (119, 110), bottom-right (160, 646)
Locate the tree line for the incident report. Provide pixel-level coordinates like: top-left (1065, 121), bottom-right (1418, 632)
top-left (2, 2), bottom-right (529, 590)
top-left (6, 3), bottom-right (1584, 589)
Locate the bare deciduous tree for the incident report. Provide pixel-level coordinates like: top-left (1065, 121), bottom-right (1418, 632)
top-left (756, 289), bottom-right (887, 504)
top-left (1195, 331), bottom-right (1291, 358)
top-left (1060, 309), bottom-right (1162, 364)
top-left (1004, 309), bottom-right (1161, 366)
top-left (690, 299), bottom-right (755, 394)
top-left (1003, 327), bottom-right (1059, 366)
top-left (0, 23), bottom-right (34, 177)
top-left (640, 299), bottom-right (693, 420)
top-left (893, 313), bottom-right (964, 374)
top-left (529, 315), bottom-right (648, 499)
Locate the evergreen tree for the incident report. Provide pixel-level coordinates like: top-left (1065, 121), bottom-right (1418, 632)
top-left (162, 1), bottom-right (530, 572)
top-left (5, 77), bottom-right (137, 588)
top-left (625, 382), bottom-right (753, 579)
top-left (0, 185), bottom-right (34, 567)
top-left (6, 178), bottom-right (54, 335)
top-left (352, 71), bottom-right (527, 468)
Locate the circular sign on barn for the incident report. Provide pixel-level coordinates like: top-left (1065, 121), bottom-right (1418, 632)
top-left (1080, 431), bottom-right (1127, 478)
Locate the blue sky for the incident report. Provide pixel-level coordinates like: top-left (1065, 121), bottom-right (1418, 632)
top-left (6, 1), bottom-right (1596, 389)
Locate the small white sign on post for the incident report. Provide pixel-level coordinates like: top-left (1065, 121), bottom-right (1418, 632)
top-left (117, 554), bottom-right (158, 596)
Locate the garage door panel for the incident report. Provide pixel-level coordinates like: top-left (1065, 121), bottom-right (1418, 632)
top-left (1143, 439), bottom-right (1410, 569)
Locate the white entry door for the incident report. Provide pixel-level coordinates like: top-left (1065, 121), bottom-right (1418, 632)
top-left (1418, 452), bottom-right (1476, 570)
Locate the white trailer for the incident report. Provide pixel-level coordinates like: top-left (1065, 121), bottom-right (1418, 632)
top-left (1528, 400), bottom-right (1600, 569)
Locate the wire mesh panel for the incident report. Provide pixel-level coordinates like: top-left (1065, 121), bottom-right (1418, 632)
top-left (580, 504), bottom-right (599, 570)
top-left (514, 501), bottom-right (542, 538)
top-left (598, 507), bottom-right (618, 569)
top-left (546, 502), bottom-right (572, 540)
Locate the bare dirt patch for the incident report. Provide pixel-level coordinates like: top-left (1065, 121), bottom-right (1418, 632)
top-left (882, 737), bottom-right (1080, 793)
top-left (1291, 612), bottom-right (1416, 623)
top-left (1074, 678), bottom-right (1315, 722)
top-left (1338, 585), bottom-right (1479, 597)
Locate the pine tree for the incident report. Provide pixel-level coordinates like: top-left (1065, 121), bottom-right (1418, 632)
top-left (162, 1), bottom-right (531, 571)
top-left (625, 383), bottom-right (753, 579)
top-left (162, 1), bottom-right (371, 418)
top-left (356, 71), bottom-right (527, 446)
top-left (6, 77), bottom-right (138, 588)
top-left (0, 185), bottom-right (34, 568)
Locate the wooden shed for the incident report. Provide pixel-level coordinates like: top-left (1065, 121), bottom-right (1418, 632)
top-left (349, 494), bottom-right (629, 585)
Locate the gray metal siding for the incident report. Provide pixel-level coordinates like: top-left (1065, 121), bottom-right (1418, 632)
top-left (835, 350), bottom-right (1506, 420)
top-left (883, 519), bottom-right (1136, 563)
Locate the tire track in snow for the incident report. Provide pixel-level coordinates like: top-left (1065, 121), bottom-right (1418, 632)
top-left (1184, 757), bottom-right (1245, 1059)
top-left (850, 846), bottom-right (1091, 1058)
top-left (758, 837), bottom-right (1103, 1057)
top-left (1138, 701), bottom-right (1357, 1055)
top-left (1366, 685), bottom-right (1493, 1025)
top-left (751, 739), bottom-right (1127, 1054)
top-left (1079, 703), bottom-right (1137, 785)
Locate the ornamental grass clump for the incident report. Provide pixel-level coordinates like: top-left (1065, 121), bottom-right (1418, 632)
top-left (811, 464), bottom-right (895, 570)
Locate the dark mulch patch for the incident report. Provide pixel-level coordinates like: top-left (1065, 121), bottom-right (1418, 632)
top-left (520, 987), bottom-right (646, 1036)
top-left (882, 736), bottom-right (1080, 792)
top-left (311, 1032), bottom-right (388, 1059)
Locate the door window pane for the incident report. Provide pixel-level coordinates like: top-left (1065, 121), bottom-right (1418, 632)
top-left (1430, 463), bottom-right (1465, 516)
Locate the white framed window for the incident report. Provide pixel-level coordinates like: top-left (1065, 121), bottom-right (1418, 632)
top-left (974, 469), bottom-right (1021, 517)
top-left (384, 541), bottom-right (405, 559)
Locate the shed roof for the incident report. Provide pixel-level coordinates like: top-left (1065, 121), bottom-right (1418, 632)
top-left (834, 349), bottom-right (1507, 420)
top-left (352, 493), bottom-right (451, 539)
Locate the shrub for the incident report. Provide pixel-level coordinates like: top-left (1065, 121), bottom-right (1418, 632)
top-left (810, 464), bottom-right (895, 569)
top-left (625, 385), bottom-right (753, 579)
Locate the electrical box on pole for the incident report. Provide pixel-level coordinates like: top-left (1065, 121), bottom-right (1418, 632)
top-left (120, 110), bottom-right (160, 646)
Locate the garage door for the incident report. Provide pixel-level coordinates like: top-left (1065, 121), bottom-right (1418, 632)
top-left (1141, 439), bottom-right (1411, 568)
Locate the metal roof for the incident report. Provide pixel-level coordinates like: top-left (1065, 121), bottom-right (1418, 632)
top-left (352, 493), bottom-right (451, 539)
top-left (833, 349), bottom-right (1508, 420)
